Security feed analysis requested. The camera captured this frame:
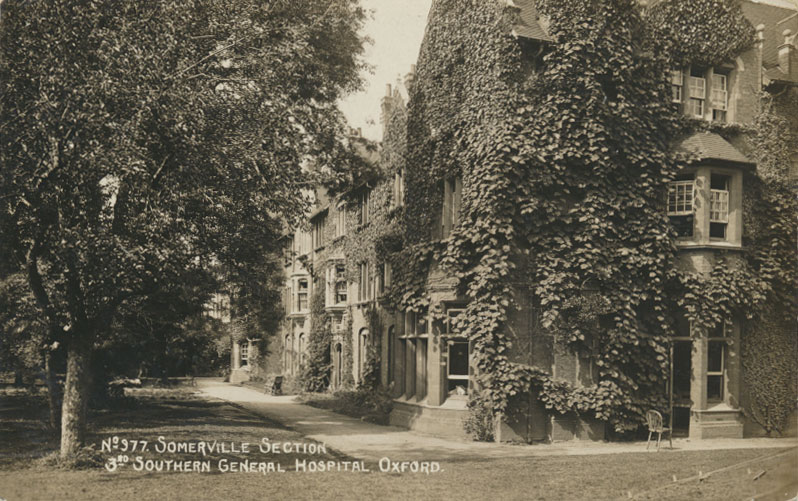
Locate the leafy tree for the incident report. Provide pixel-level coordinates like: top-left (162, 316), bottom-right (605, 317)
top-left (0, 0), bottom-right (367, 456)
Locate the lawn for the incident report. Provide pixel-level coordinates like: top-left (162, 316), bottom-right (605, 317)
top-left (1, 387), bottom-right (795, 500)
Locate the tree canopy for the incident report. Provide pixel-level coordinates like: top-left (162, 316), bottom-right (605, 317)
top-left (0, 0), bottom-right (368, 455)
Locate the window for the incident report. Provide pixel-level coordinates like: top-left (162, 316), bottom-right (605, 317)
top-left (298, 334), bottom-right (306, 367)
top-left (392, 169), bottom-right (405, 208)
top-left (358, 328), bottom-right (369, 378)
top-left (334, 343), bottom-right (343, 388)
top-left (335, 204), bottom-right (346, 238)
top-left (443, 307), bottom-right (468, 395)
top-left (284, 334), bottom-right (291, 373)
top-left (358, 262), bottom-right (371, 302)
top-left (240, 341), bottom-right (249, 366)
top-left (335, 281), bottom-right (347, 305)
top-left (359, 189), bottom-right (371, 225)
top-left (671, 69), bottom-right (683, 103)
top-left (711, 73), bottom-right (728, 123)
top-left (312, 215), bottom-right (326, 249)
top-left (387, 326), bottom-right (395, 385)
top-left (377, 262), bottom-right (391, 296)
top-left (297, 279), bottom-right (309, 311)
top-left (707, 324), bottom-right (728, 401)
top-left (710, 174), bottom-right (730, 239)
top-left (687, 69), bottom-right (706, 118)
top-left (442, 176), bottom-right (463, 238)
top-left (667, 175), bottom-right (695, 238)
top-left (667, 180), bottom-right (694, 215)
top-left (447, 342), bottom-right (469, 395)
top-left (406, 309), bottom-right (427, 336)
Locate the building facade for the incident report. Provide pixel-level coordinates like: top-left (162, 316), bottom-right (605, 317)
top-left (258, 0), bottom-right (796, 442)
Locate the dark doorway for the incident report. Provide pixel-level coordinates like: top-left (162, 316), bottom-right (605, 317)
top-left (671, 340), bottom-right (692, 435)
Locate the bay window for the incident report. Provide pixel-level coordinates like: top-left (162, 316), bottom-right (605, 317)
top-left (667, 175), bottom-right (695, 238)
top-left (709, 174), bottom-right (730, 240)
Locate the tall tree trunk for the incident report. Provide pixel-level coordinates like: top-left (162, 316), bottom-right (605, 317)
top-left (60, 334), bottom-right (93, 457)
top-left (44, 350), bottom-right (61, 431)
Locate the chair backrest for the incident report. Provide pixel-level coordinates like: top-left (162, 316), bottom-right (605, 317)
top-left (646, 410), bottom-right (663, 431)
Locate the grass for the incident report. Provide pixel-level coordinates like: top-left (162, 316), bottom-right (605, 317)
top-left (1, 387), bottom-right (796, 500)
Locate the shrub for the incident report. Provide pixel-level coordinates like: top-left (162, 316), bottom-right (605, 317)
top-left (464, 394), bottom-right (495, 442)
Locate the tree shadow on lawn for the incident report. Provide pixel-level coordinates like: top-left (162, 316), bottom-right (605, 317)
top-left (1, 388), bottom-right (335, 472)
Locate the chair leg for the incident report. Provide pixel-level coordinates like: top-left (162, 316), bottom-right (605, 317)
top-left (646, 431), bottom-right (652, 450)
top-left (669, 431), bottom-right (673, 450)
top-left (656, 432), bottom-right (662, 451)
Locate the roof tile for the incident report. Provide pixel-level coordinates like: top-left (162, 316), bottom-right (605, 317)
top-left (679, 132), bottom-right (754, 166)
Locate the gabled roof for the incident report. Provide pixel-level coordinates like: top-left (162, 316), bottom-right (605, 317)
top-left (742, 0), bottom-right (798, 84)
top-left (510, 0), bottom-right (551, 41)
top-left (679, 132), bottom-right (755, 168)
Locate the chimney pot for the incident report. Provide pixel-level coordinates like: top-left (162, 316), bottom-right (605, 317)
top-left (385, 83), bottom-right (392, 97)
top-left (778, 28), bottom-right (795, 76)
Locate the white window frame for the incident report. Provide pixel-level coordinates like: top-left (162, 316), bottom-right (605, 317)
top-left (670, 69), bottom-right (683, 103)
top-left (710, 189), bottom-right (729, 223)
top-left (667, 180), bottom-right (695, 216)
top-left (688, 76), bottom-right (706, 118)
top-left (297, 279), bottom-right (309, 312)
top-left (240, 341), bottom-right (249, 365)
top-left (710, 74), bottom-right (728, 112)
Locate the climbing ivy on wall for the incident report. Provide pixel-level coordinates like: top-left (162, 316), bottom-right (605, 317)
top-left (738, 90), bottom-right (798, 435)
top-left (383, 0), bottom-right (794, 435)
top-left (299, 285), bottom-right (331, 392)
top-left (647, 0), bottom-right (755, 68)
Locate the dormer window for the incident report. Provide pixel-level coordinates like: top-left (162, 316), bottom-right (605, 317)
top-left (709, 173), bottom-right (730, 239)
top-left (687, 68), bottom-right (706, 118)
top-left (710, 73), bottom-right (728, 123)
top-left (670, 69), bottom-right (683, 103)
top-left (667, 175), bottom-right (695, 238)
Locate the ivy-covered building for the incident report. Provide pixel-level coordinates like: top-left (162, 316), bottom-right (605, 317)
top-left (255, 0), bottom-right (796, 443)
top-left (379, 0), bottom-right (795, 442)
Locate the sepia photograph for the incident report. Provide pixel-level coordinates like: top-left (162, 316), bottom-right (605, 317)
top-left (1, 0), bottom-right (797, 499)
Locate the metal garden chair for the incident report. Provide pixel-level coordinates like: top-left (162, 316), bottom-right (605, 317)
top-left (645, 410), bottom-right (672, 451)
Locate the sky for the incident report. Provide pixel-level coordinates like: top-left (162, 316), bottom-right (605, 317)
top-left (338, 0), bottom-right (433, 141)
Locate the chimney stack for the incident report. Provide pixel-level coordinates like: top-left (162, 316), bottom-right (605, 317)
top-left (778, 29), bottom-right (796, 77)
top-left (404, 64), bottom-right (417, 93)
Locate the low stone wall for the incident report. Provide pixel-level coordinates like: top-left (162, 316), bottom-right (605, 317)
top-left (389, 400), bottom-right (469, 439)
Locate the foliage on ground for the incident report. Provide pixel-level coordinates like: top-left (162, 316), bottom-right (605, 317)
top-left (297, 387), bottom-right (393, 425)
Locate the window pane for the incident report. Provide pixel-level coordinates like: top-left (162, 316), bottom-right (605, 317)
top-left (448, 342), bottom-right (469, 376)
top-left (708, 341), bottom-right (724, 372)
top-left (707, 375), bottom-right (723, 400)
